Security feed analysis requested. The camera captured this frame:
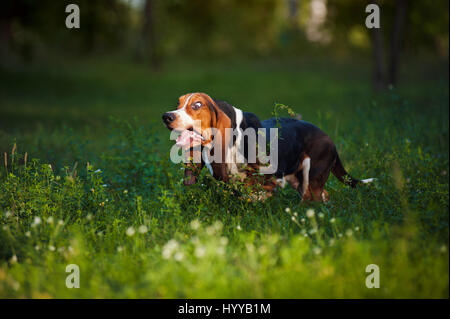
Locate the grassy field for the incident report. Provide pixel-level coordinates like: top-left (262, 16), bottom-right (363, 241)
top-left (0, 56), bottom-right (448, 298)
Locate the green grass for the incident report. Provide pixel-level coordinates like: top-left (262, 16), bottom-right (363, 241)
top-left (0, 56), bottom-right (448, 298)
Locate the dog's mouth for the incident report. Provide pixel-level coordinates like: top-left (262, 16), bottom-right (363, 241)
top-left (175, 127), bottom-right (205, 149)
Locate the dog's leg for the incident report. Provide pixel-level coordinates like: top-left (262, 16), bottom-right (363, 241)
top-left (300, 157), bottom-right (310, 201)
top-left (308, 166), bottom-right (332, 202)
top-left (276, 176), bottom-right (287, 188)
top-left (285, 174), bottom-right (300, 189)
top-left (321, 189), bottom-right (329, 202)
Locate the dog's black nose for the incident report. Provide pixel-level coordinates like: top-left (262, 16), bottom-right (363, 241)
top-left (162, 112), bottom-right (176, 124)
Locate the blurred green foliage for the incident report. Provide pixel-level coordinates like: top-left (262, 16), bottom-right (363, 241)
top-left (0, 0), bottom-right (448, 65)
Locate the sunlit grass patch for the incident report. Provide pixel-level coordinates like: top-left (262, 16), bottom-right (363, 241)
top-left (0, 58), bottom-right (448, 298)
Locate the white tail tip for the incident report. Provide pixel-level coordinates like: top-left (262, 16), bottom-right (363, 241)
top-left (361, 178), bottom-right (375, 184)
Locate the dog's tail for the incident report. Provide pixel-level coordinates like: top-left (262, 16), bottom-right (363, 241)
top-left (331, 153), bottom-right (375, 188)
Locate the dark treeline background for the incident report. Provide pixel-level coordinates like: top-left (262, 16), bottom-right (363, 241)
top-left (0, 0), bottom-right (448, 89)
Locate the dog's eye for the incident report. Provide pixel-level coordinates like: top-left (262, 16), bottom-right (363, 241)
top-left (192, 102), bottom-right (202, 110)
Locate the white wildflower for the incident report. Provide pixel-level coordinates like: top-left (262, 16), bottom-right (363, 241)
top-left (162, 239), bottom-right (179, 259)
top-left (138, 225), bottom-right (148, 234)
top-left (10, 255), bottom-right (18, 264)
top-left (31, 216), bottom-right (42, 227)
top-left (313, 247), bottom-right (322, 255)
top-left (195, 246), bottom-right (206, 258)
top-left (258, 245), bottom-right (268, 255)
top-left (306, 209), bottom-right (315, 218)
top-left (236, 225), bottom-right (242, 231)
top-left (46, 216), bottom-right (54, 224)
top-left (330, 218), bottom-right (336, 224)
top-left (174, 251), bottom-right (184, 261)
top-left (285, 207), bottom-right (291, 213)
top-left (220, 237), bottom-right (229, 246)
top-left (190, 219), bottom-right (201, 230)
top-left (126, 226), bottom-right (135, 237)
top-left (48, 245), bottom-right (56, 251)
top-left (11, 280), bottom-right (20, 291)
top-left (213, 221), bottom-right (223, 232)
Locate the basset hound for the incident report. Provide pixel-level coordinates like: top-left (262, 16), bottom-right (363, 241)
top-left (162, 92), bottom-right (374, 202)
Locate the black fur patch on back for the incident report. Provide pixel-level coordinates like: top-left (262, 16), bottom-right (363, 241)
top-left (242, 112), bottom-right (262, 130)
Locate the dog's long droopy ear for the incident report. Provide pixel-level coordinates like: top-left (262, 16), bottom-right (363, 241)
top-left (202, 94), bottom-right (232, 136)
top-left (202, 95), bottom-right (232, 182)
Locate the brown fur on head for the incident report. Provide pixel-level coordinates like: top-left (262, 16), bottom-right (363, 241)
top-left (163, 92), bottom-right (234, 182)
top-left (164, 92), bottom-right (231, 147)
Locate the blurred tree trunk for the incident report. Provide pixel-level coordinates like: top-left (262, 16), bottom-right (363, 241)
top-left (370, 22), bottom-right (386, 91)
top-left (388, 0), bottom-right (408, 86)
top-left (0, 18), bottom-right (12, 59)
top-left (288, 0), bottom-right (299, 30)
top-left (0, 2), bottom-right (15, 65)
top-left (142, 0), bottom-right (160, 69)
